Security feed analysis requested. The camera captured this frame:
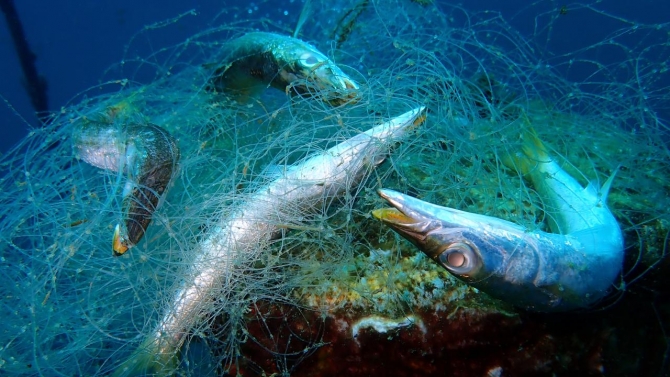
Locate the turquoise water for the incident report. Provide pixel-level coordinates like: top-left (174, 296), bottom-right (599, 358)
top-left (0, 1), bottom-right (668, 375)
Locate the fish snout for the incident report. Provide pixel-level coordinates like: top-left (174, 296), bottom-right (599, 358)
top-left (322, 74), bottom-right (360, 106)
top-left (372, 189), bottom-right (442, 246)
top-left (339, 75), bottom-right (360, 91)
top-left (373, 190), bottom-right (486, 279)
top-left (307, 63), bottom-right (360, 105)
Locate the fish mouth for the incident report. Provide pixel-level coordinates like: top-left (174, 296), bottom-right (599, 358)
top-left (304, 64), bottom-right (360, 105)
top-left (381, 188), bottom-right (507, 224)
top-left (374, 189), bottom-right (527, 244)
top-left (372, 189), bottom-right (440, 242)
top-left (373, 189), bottom-right (488, 239)
top-left (338, 76), bottom-right (360, 91)
top-left (371, 207), bottom-right (416, 225)
top-left (289, 76), bottom-right (359, 106)
top-left (320, 75), bottom-right (360, 106)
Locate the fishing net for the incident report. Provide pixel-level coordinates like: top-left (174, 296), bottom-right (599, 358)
top-left (0, 0), bottom-right (668, 375)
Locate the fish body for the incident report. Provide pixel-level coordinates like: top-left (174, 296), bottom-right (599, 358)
top-left (372, 130), bottom-right (623, 312)
top-left (73, 120), bottom-right (180, 255)
top-left (208, 32), bottom-right (359, 105)
top-left (115, 106), bottom-right (426, 375)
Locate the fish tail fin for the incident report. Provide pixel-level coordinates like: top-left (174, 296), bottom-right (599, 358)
top-left (112, 336), bottom-right (179, 377)
top-left (502, 116), bottom-right (551, 175)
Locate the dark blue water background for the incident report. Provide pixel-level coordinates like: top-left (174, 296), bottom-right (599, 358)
top-left (0, 0), bottom-right (668, 152)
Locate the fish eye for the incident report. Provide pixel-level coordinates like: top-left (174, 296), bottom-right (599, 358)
top-left (299, 53), bottom-right (320, 67)
top-left (438, 242), bottom-right (478, 274)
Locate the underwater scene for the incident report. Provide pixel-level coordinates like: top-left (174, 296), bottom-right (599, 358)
top-left (0, 0), bottom-right (668, 376)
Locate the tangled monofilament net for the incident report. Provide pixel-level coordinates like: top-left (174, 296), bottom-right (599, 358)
top-left (0, 1), bottom-right (668, 375)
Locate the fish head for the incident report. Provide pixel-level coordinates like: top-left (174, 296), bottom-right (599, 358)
top-left (372, 189), bottom-right (508, 284)
top-left (373, 189), bottom-right (612, 312)
top-left (280, 45), bottom-right (360, 106)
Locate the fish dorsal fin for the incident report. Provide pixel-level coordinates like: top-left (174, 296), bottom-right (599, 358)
top-left (585, 165), bottom-right (619, 206)
top-left (293, 0), bottom-right (313, 38)
top-left (599, 165), bottom-right (619, 200)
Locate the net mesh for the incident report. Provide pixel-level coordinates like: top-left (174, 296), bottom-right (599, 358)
top-left (0, 0), bottom-right (668, 375)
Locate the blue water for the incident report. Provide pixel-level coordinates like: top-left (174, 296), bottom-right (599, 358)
top-left (2, 1), bottom-right (669, 153)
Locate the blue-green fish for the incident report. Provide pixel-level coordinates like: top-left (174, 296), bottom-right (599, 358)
top-left (372, 129), bottom-right (623, 312)
top-left (207, 32), bottom-right (359, 105)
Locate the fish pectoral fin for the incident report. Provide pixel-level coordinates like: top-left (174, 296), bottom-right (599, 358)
top-left (263, 164), bottom-right (286, 178)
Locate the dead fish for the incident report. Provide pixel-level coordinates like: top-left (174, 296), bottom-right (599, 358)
top-left (207, 32), bottom-right (359, 105)
top-left (73, 120), bottom-right (180, 255)
top-left (114, 106), bottom-right (426, 376)
top-left (372, 128), bottom-right (623, 312)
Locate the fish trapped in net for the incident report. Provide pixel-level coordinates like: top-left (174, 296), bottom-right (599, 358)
top-left (205, 32), bottom-right (360, 106)
top-left (373, 125), bottom-right (624, 312)
top-left (72, 110), bottom-right (181, 256)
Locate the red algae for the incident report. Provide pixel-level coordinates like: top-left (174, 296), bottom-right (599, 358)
top-left (234, 302), bottom-right (623, 376)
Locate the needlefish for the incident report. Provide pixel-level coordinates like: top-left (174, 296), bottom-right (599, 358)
top-left (372, 128), bottom-right (624, 312)
top-left (114, 106), bottom-right (426, 375)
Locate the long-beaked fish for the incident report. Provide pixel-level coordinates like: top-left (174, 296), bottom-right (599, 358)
top-left (372, 129), bottom-right (623, 312)
top-left (73, 119), bottom-right (180, 255)
top-left (114, 106), bottom-right (426, 376)
top-left (207, 32), bottom-right (359, 105)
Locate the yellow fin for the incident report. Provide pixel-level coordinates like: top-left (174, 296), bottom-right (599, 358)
top-left (503, 116), bottom-right (551, 175)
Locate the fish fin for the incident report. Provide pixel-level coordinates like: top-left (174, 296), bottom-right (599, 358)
top-left (599, 165), bottom-right (619, 200)
top-left (502, 118), bottom-right (551, 175)
top-left (112, 223), bottom-right (129, 256)
top-left (228, 88), bottom-right (265, 104)
top-left (585, 165), bottom-right (619, 204)
top-left (293, 0), bottom-right (313, 38)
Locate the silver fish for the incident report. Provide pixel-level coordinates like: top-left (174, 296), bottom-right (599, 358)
top-left (73, 119), bottom-right (180, 255)
top-left (372, 129), bottom-right (623, 312)
top-left (115, 106), bottom-right (426, 375)
top-left (207, 32), bottom-right (359, 105)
